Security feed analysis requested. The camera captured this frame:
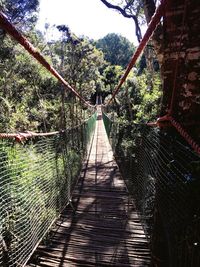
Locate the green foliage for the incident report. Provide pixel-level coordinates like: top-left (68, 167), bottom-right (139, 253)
top-left (0, 0), bottom-right (161, 134)
top-left (0, 32), bottom-right (60, 132)
top-left (0, 0), bottom-right (39, 31)
top-left (96, 33), bottom-right (135, 68)
top-left (134, 72), bottom-right (162, 122)
top-left (105, 70), bottom-right (162, 124)
top-left (0, 19), bottom-right (103, 132)
top-left (102, 65), bottom-right (124, 93)
top-left (52, 30), bottom-right (106, 99)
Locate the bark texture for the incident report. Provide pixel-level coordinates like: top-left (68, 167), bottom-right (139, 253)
top-left (161, 0), bottom-right (200, 140)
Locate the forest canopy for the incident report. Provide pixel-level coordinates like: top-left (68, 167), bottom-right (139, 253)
top-left (0, 0), bottom-right (161, 133)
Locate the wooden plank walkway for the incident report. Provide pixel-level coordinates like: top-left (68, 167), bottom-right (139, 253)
top-left (28, 111), bottom-right (151, 267)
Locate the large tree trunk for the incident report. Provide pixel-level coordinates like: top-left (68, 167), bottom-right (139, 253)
top-left (152, 1), bottom-right (200, 266)
top-left (161, 0), bottom-right (200, 141)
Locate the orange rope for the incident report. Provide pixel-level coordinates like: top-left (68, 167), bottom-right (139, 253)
top-left (169, 116), bottom-right (200, 155)
top-left (148, 115), bottom-right (200, 155)
top-left (0, 131), bottom-right (60, 142)
top-left (0, 116), bottom-right (95, 141)
top-left (0, 12), bottom-right (94, 108)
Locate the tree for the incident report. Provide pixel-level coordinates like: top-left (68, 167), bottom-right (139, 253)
top-left (53, 27), bottom-right (105, 100)
top-left (96, 33), bottom-right (135, 68)
top-left (99, 0), bottom-right (163, 64)
top-left (0, 0), bottom-right (39, 31)
top-left (99, 0), bottom-right (158, 41)
top-left (0, 32), bottom-right (60, 132)
top-left (103, 65), bottom-right (124, 92)
top-left (100, 0), bottom-right (144, 42)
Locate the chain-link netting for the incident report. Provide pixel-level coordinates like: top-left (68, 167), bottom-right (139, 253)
top-left (0, 112), bottom-right (96, 267)
top-left (103, 112), bottom-right (200, 267)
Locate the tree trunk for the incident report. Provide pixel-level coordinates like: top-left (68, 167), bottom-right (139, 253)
top-left (152, 1), bottom-right (200, 266)
top-left (161, 0), bottom-right (200, 141)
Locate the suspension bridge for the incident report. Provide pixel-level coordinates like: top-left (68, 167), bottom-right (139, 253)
top-left (0, 0), bottom-right (200, 266)
top-left (27, 107), bottom-right (151, 266)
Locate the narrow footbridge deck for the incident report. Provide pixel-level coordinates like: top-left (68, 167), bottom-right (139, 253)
top-left (28, 112), bottom-right (150, 266)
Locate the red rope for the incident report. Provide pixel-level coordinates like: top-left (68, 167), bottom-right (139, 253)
top-left (169, 116), bottom-right (200, 155)
top-left (0, 133), bottom-right (18, 139)
top-left (148, 115), bottom-right (200, 155)
top-left (0, 131), bottom-right (60, 142)
top-left (0, 12), bottom-right (94, 108)
top-left (107, 0), bottom-right (167, 106)
top-left (0, 116), bottom-right (95, 142)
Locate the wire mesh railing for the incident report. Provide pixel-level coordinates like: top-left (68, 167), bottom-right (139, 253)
top-left (103, 112), bottom-right (200, 267)
top-left (0, 112), bottom-right (97, 267)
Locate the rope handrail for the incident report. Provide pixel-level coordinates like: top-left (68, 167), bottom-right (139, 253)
top-left (106, 0), bottom-right (166, 106)
top-left (0, 131), bottom-right (60, 142)
top-left (169, 116), bottom-right (200, 155)
top-left (0, 112), bottom-right (97, 142)
top-left (0, 12), bottom-right (94, 108)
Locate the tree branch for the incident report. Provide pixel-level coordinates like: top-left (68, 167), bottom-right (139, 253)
top-left (100, 0), bottom-right (142, 42)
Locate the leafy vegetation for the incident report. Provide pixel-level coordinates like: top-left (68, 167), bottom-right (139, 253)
top-left (96, 33), bottom-right (135, 68)
top-left (0, 113), bottom-right (97, 266)
top-left (0, 0), bottom-right (162, 133)
top-left (0, 14), bottom-right (104, 131)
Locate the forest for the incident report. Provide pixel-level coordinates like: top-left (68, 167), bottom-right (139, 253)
top-left (0, 0), bottom-right (161, 134)
top-left (1, 1), bottom-right (200, 266)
